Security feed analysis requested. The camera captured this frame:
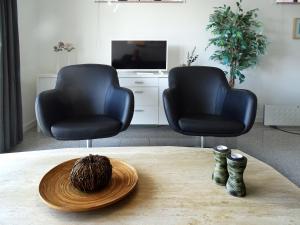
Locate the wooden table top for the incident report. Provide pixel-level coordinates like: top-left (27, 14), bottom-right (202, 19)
top-left (0, 147), bottom-right (299, 225)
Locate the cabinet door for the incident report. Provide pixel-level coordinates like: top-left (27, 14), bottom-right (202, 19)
top-left (36, 76), bottom-right (57, 132)
top-left (159, 78), bottom-right (169, 125)
top-left (119, 77), bottom-right (159, 87)
top-left (132, 107), bottom-right (159, 125)
top-left (131, 87), bottom-right (158, 106)
top-left (37, 77), bottom-right (57, 95)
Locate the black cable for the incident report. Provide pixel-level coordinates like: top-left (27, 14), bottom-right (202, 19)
top-left (271, 126), bottom-right (300, 136)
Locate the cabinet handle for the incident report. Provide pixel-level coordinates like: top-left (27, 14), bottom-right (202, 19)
top-left (134, 91), bottom-right (144, 94)
top-left (135, 81), bottom-right (144, 84)
top-left (135, 109), bottom-right (145, 112)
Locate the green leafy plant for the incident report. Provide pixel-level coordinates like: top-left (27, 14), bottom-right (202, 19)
top-left (206, 0), bottom-right (267, 87)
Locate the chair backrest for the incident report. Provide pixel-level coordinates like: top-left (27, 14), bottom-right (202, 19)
top-left (55, 64), bottom-right (119, 116)
top-left (169, 66), bottom-right (229, 116)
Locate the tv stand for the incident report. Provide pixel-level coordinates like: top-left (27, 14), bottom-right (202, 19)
top-left (118, 72), bottom-right (169, 125)
top-left (136, 72), bottom-right (156, 76)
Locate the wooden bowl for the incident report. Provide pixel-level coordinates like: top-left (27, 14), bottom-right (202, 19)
top-left (39, 158), bottom-right (138, 212)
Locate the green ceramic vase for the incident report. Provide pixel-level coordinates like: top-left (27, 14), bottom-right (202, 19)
top-left (212, 146), bottom-right (231, 186)
top-left (226, 153), bottom-right (247, 197)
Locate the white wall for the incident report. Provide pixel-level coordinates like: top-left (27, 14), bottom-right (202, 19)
top-left (20, 0), bottom-right (300, 126)
top-left (18, 0), bottom-right (40, 131)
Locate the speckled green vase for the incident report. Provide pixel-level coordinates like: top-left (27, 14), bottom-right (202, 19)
top-left (226, 153), bottom-right (247, 197)
top-left (212, 146), bottom-right (231, 186)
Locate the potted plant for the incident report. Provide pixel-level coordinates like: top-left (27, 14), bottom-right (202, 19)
top-left (206, 0), bottom-right (267, 87)
top-left (183, 46), bottom-right (199, 67)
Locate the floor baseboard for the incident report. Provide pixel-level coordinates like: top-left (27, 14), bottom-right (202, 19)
top-left (23, 119), bottom-right (37, 133)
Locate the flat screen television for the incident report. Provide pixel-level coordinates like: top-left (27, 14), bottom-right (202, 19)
top-left (111, 40), bottom-right (168, 71)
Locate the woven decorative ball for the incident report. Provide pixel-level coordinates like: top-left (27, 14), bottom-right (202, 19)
top-left (70, 155), bottom-right (112, 193)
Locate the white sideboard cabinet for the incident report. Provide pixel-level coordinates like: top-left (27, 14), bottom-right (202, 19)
top-left (37, 72), bottom-right (169, 125)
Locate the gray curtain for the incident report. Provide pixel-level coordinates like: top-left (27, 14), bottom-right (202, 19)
top-left (0, 0), bottom-right (23, 153)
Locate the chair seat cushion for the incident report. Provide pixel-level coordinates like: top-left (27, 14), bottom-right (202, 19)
top-left (51, 115), bottom-right (121, 140)
top-left (178, 114), bottom-right (244, 135)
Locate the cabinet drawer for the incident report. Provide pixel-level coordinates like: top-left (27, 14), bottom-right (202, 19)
top-left (132, 107), bottom-right (158, 125)
top-left (158, 78), bottom-right (168, 125)
top-left (159, 77), bottom-right (169, 90)
top-left (159, 107), bottom-right (168, 125)
top-left (131, 87), bottom-right (158, 106)
top-left (159, 78), bottom-right (168, 108)
top-left (119, 77), bottom-right (158, 87)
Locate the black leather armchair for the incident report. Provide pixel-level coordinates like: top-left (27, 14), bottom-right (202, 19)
top-left (35, 64), bottom-right (134, 147)
top-left (163, 66), bottom-right (257, 146)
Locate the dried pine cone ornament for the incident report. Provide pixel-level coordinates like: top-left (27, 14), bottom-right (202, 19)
top-left (70, 155), bottom-right (112, 193)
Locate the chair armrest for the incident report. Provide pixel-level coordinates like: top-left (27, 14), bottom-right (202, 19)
top-left (105, 87), bottom-right (134, 131)
top-left (35, 89), bottom-right (67, 137)
top-left (222, 89), bottom-right (257, 133)
top-left (163, 88), bottom-right (181, 131)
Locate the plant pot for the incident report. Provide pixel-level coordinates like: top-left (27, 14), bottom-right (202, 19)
top-left (229, 77), bottom-right (235, 88)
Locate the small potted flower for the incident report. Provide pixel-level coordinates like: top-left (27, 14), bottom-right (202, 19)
top-left (54, 41), bottom-right (75, 72)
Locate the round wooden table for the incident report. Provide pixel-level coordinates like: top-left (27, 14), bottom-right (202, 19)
top-left (0, 147), bottom-right (299, 225)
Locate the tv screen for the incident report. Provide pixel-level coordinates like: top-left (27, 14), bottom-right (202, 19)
top-left (111, 41), bottom-right (167, 71)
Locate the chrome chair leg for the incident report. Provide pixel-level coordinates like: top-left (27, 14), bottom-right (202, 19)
top-left (201, 136), bottom-right (204, 148)
top-left (87, 140), bottom-right (93, 148)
